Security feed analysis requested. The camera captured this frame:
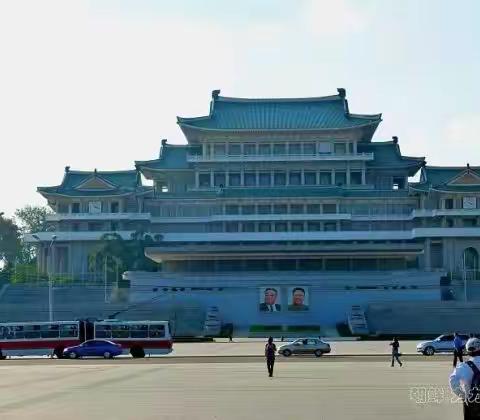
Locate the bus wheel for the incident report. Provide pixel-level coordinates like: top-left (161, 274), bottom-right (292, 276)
top-left (54, 347), bottom-right (64, 359)
top-left (130, 346), bottom-right (145, 358)
top-left (0, 350), bottom-right (5, 360)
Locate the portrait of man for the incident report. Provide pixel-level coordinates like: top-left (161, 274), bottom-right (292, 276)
top-left (288, 287), bottom-right (309, 311)
top-left (259, 287), bottom-right (281, 312)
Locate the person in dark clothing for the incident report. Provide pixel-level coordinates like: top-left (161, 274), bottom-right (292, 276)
top-left (265, 336), bottom-right (277, 377)
top-left (454, 332), bottom-right (465, 367)
top-left (390, 337), bottom-right (403, 367)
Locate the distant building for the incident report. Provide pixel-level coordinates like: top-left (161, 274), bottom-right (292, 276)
top-left (26, 89), bottom-right (480, 329)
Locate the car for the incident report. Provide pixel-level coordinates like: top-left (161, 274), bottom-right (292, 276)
top-left (278, 338), bottom-right (331, 357)
top-left (416, 334), bottom-right (470, 356)
top-left (63, 339), bottom-right (123, 359)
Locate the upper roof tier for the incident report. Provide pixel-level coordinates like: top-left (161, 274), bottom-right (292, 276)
top-left (412, 164), bottom-right (480, 193)
top-left (177, 89), bottom-right (382, 137)
top-left (38, 168), bottom-right (151, 198)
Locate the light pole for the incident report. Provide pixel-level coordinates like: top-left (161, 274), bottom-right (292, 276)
top-left (33, 234), bottom-right (57, 321)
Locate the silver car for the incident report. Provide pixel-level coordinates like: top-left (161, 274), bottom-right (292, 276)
top-left (278, 338), bottom-right (331, 357)
top-left (416, 334), bottom-right (469, 356)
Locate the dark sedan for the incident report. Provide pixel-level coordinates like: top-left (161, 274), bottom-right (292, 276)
top-left (63, 339), bottom-right (123, 359)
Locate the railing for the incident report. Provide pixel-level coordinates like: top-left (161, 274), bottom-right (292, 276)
top-left (187, 152), bottom-right (374, 162)
top-left (46, 213), bottom-right (151, 221)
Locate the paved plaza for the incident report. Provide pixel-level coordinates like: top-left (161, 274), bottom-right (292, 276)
top-left (0, 356), bottom-right (463, 420)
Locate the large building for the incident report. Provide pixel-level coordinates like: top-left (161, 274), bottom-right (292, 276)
top-left (27, 89), bottom-right (480, 333)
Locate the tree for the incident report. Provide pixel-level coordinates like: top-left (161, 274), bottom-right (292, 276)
top-left (14, 205), bottom-right (51, 264)
top-left (0, 213), bottom-right (21, 270)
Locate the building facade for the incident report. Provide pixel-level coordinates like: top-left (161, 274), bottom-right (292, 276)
top-left (27, 89), bottom-right (480, 331)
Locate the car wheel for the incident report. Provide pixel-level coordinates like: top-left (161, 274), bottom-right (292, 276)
top-left (282, 349), bottom-right (292, 357)
top-left (423, 346), bottom-right (435, 356)
top-left (314, 349), bottom-right (323, 358)
top-left (103, 351), bottom-right (112, 359)
top-left (69, 352), bottom-right (78, 359)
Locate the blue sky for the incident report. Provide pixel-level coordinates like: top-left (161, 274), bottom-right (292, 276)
top-left (1, 0), bottom-right (479, 216)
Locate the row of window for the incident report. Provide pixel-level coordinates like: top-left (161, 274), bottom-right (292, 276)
top-left (222, 221), bottom-right (339, 232)
top-left (58, 201), bottom-right (121, 214)
top-left (198, 170), bottom-right (363, 188)
top-left (225, 203), bottom-right (337, 215)
top-left (193, 141), bottom-right (355, 157)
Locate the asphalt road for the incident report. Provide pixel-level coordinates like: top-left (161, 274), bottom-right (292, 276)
top-left (0, 357), bottom-right (462, 420)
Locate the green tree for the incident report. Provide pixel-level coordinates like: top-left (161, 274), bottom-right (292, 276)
top-left (14, 205), bottom-right (51, 264)
top-left (0, 212), bottom-right (21, 270)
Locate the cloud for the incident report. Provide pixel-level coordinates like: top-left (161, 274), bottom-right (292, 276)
top-left (302, 0), bottom-right (369, 37)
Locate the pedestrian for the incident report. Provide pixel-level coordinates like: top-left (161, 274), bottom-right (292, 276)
top-left (265, 336), bottom-right (277, 377)
top-left (390, 337), bottom-right (403, 367)
top-left (228, 332), bottom-right (233, 342)
top-left (449, 337), bottom-right (480, 419)
top-left (454, 332), bottom-right (465, 368)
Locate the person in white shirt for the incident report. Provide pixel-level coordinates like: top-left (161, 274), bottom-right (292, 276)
top-left (449, 337), bottom-right (480, 419)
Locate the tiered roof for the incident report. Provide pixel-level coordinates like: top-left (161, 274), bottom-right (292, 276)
top-left (135, 143), bottom-right (190, 178)
top-left (177, 89), bottom-right (381, 138)
top-left (38, 168), bottom-right (150, 198)
top-left (411, 165), bottom-right (480, 193)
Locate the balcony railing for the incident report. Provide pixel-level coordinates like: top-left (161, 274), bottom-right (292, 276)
top-left (46, 212), bottom-right (151, 221)
top-left (187, 152), bottom-right (374, 163)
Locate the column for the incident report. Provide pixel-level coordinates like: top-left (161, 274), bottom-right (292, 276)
top-left (346, 162), bottom-right (351, 185)
top-left (240, 170), bottom-right (245, 186)
top-left (210, 171), bottom-right (214, 188)
top-left (425, 238), bottom-right (432, 271)
top-left (195, 172), bottom-right (200, 189)
top-left (202, 143), bottom-right (208, 157)
top-left (270, 170), bottom-right (274, 186)
top-left (301, 170), bottom-right (305, 185)
top-left (331, 169), bottom-right (335, 185)
top-left (361, 167), bottom-right (366, 185)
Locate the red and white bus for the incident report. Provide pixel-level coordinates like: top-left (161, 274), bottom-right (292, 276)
top-left (0, 320), bottom-right (172, 359)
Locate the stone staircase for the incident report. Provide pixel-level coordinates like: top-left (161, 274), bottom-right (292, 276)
top-left (347, 305), bottom-right (369, 335)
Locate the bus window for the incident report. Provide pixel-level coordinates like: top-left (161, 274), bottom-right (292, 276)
top-left (148, 325), bottom-right (165, 338)
top-left (14, 325), bottom-right (25, 339)
top-left (40, 324), bottom-right (60, 339)
top-left (24, 325), bottom-right (41, 339)
top-left (95, 324), bottom-right (112, 339)
top-left (112, 325), bottom-right (129, 339)
top-left (130, 324), bottom-right (148, 339)
top-left (60, 324), bottom-right (78, 338)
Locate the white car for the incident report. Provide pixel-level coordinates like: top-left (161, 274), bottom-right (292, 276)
top-left (278, 338), bottom-right (331, 357)
top-left (416, 334), bottom-right (470, 356)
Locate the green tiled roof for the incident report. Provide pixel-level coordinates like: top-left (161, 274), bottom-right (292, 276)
top-left (37, 169), bottom-right (147, 197)
top-left (412, 165), bottom-right (480, 192)
top-left (136, 145), bottom-right (190, 171)
top-left (177, 90), bottom-right (381, 132)
top-left (358, 141), bottom-right (424, 176)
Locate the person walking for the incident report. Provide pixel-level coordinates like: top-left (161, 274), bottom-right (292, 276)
top-left (265, 336), bottom-right (277, 377)
top-left (454, 332), bottom-right (465, 368)
top-left (390, 337), bottom-right (403, 367)
top-left (449, 337), bottom-right (480, 419)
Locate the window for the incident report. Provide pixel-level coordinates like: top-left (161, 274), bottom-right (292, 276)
top-left (274, 222), bottom-right (287, 232)
top-left (318, 142), bottom-right (332, 154)
top-left (72, 203), bottom-right (80, 214)
top-left (259, 144), bottom-right (271, 155)
top-left (351, 172), bottom-right (362, 185)
top-left (199, 173), bottom-right (211, 188)
top-left (290, 204), bottom-right (304, 214)
top-left (148, 324), bottom-right (165, 338)
top-left (273, 204), bottom-right (288, 214)
top-left (259, 173), bottom-right (271, 186)
top-left (335, 172), bottom-right (346, 186)
top-left (229, 173), bottom-right (241, 187)
top-left (304, 143), bottom-right (316, 155)
top-left (324, 222), bottom-right (337, 231)
top-left (229, 144), bottom-right (241, 156)
top-left (307, 221), bottom-right (321, 231)
top-left (242, 222), bottom-right (255, 232)
top-left (392, 177), bottom-right (405, 190)
top-left (213, 144), bottom-right (226, 156)
top-left (334, 143), bottom-right (346, 155)
top-left (226, 222), bottom-right (239, 232)
top-left (463, 218), bottom-right (477, 227)
top-left (57, 203), bottom-right (68, 213)
top-left (111, 222), bottom-right (118, 231)
top-left (446, 218), bottom-right (454, 228)
top-left (225, 205), bottom-right (239, 215)
top-left (319, 172), bottom-right (332, 185)
top-left (130, 324), bottom-right (148, 339)
top-left (273, 144), bottom-right (286, 155)
top-left (323, 203), bottom-right (337, 214)
top-left (258, 222), bottom-right (271, 232)
top-left (291, 222), bottom-right (304, 232)
top-left (289, 171), bottom-right (301, 185)
top-left (214, 172), bottom-right (226, 187)
top-left (348, 143), bottom-right (354, 154)
top-left (72, 223), bottom-right (80, 232)
top-left (307, 204), bottom-right (321, 214)
top-left (444, 198), bottom-right (454, 209)
top-left (242, 205), bottom-right (255, 215)
top-left (244, 144), bottom-right (256, 155)
top-left (304, 172), bottom-right (316, 185)
top-left (111, 202), bottom-right (119, 213)
top-left (244, 172), bottom-right (256, 186)
top-left (258, 205), bottom-right (271, 214)
top-left (274, 172), bottom-right (286, 186)
top-left (289, 143), bottom-right (301, 155)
